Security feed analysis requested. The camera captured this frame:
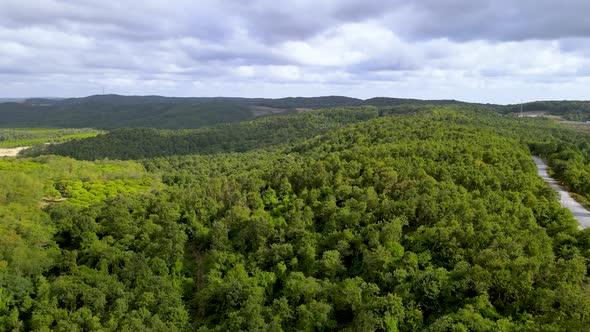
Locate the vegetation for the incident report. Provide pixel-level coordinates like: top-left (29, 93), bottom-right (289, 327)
top-left (0, 95), bottom-right (471, 130)
top-left (0, 128), bottom-right (102, 148)
top-left (499, 101), bottom-right (590, 121)
top-left (0, 97), bottom-right (255, 130)
top-left (4, 94), bottom-right (590, 131)
top-left (530, 129), bottom-right (590, 207)
top-left (1, 105), bottom-right (590, 331)
top-left (32, 107), bottom-right (380, 160)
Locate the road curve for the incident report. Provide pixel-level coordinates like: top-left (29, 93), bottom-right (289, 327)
top-left (532, 156), bottom-right (590, 229)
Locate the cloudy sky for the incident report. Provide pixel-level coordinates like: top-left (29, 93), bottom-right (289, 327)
top-left (1, 0), bottom-right (590, 103)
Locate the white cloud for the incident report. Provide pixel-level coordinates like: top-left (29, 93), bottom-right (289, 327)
top-left (1, 0), bottom-right (590, 102)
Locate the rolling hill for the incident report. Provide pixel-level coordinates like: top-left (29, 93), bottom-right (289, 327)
top-left (0, 94), bottom-right (469, 129)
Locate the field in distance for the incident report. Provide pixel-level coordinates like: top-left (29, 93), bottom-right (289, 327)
top-left (0, 128), bottom-right (103, 148)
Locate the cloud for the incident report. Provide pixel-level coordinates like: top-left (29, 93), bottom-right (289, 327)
top-left (1, 0), bottom-right (590, 103)
top-left (389, 0), bottom-right (590, 42)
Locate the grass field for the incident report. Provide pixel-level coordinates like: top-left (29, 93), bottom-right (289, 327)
top-left (0, 128), bottom-right (103, 148)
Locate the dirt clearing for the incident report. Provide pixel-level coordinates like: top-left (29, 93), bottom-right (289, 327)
top-left (0, 147), bottom-right (29, 157)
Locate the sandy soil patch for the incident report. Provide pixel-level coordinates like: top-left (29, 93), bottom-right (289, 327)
top-left (0, 147), bottom-right (29, 157)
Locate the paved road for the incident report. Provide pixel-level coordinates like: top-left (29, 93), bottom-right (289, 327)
top-left (532, 156), bottom-right (590, 229)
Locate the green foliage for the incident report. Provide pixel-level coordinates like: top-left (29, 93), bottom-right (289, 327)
top-left (529, 129), bottom-right (590, 206)
top-left (0, 94), bottom-right (474, 130)
top-left (149, 107), bottom-right (587, 330)
top-left (498, 100), bottom-right (590, 121)
top-left (37, 107), bottom-right (380, 160)
top-left (0, 128), bottom-right (102, 148)
top-left (1, 105), bottom-right (590, 330)
top-left (0, 97), bottom-right (255, 130)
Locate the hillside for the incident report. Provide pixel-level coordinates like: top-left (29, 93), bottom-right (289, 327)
top-left (15, 94), bottom-right (590, 131)
top-left (0, 128), bottom-right (102, 148)
top-left (29, 106), bottom-right (381, 159)
top-left (0, 94), bottom-right (471, 129)
top-left (2, 105), bottom-right (590, 330)
top-left (28, 105), bottom-right (485, 160)
top-left (498, 101), bottom-right (590, 121)
top-left (0, 97), bottom-right (255, 129)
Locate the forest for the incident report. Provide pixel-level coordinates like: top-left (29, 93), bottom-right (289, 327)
top-left (498, 101), bottom-right (590, 121)
top-left (0, 129), bottom-right (102, 148)
top-left (3, 94), bottom-right (590, 130)
top-left (1, 104), bottom-right (590, 331)
top-left (0, 95), bottom-right (470, 130)
top-left (28, 107), bottom-right (380, 160)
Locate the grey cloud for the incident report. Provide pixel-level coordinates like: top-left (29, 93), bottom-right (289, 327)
top-left (479, 68), bottom-right (510, 78)
top-left (184, 48), bottom-right (286, 66)
top-left (1, 0), bottom-right (590, 102)
top-left (559, 38), bottom-right (590, 55)
top-left (574, 65), bottom-right (590, 77)
top-left (0, 0), bottom-right (233, 42)
top-left (351, 71), bottom-right (406, 82)
top-left (331, 0), bottom-right (395, 21)
top-left (394, 0), bottom-right (590, 42)
top-left (0, 66), bottom-right (34, 75)
top-left (347, 58), bottom-right (420, 74)
top-left (229, 0), bottom-right (401, 44)
top-left (4, 1), bottom-right (590, 49)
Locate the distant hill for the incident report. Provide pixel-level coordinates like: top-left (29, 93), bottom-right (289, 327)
top-left (0, 96), bottom-right (257, 129)
top-left (30, 106), bottom-right (382, 160)
top-left (497, 101), bottom-right (590, 121)
top-left (0, 94), bottom-right (474, 129)
top-left (0, 98), bottom-right (26, 103)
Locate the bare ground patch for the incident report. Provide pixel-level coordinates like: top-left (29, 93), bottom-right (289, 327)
top-left (0, 146), bottom-right (29, 157)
